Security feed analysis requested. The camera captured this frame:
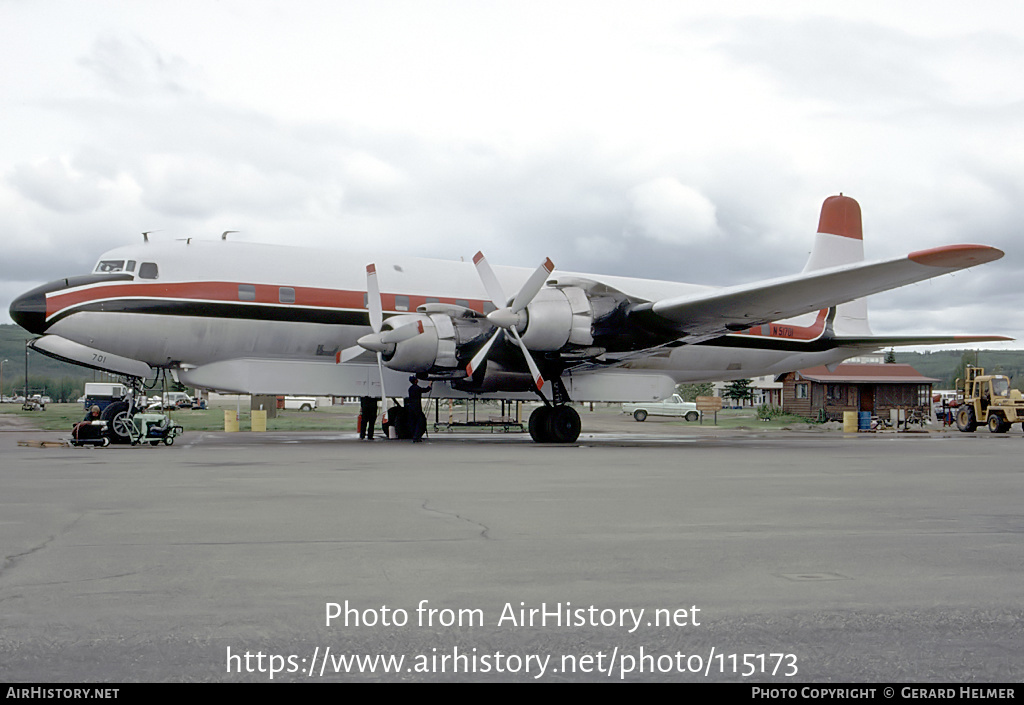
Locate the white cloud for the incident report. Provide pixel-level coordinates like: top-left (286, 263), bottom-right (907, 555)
top-left (625, 178), bottom-right (719, 245)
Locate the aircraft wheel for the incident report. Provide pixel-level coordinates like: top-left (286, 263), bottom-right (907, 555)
top-left (548, 406), bottom-right (581, 443)
top-left (955, 406), bottom-right (977, 432)
top-left (633, 409), bottom-right (648, 422)
top-left (383, 406), bottom-right (409, 439)
top-left (102, 401), bottom-right (133, 444)
top-left (988, 413), bottom-right (1010, 433)
top-left (528, 406), bottom-right (553, 443)
top-left (685, 411), bottom-right (699, 422)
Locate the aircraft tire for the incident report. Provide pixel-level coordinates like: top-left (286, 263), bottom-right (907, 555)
top-left (633, 409), bottom-right (647, 422)
top-left (528, 406), bottom-right (553, 443)
top-left (384, 405), bottom-right (409, 439)
top-left (548, 406), bottom-right (581, 443)
top-left (955, 406), bottom-right (977, 432)
top-left (101, 401), bottom-right (133, 444)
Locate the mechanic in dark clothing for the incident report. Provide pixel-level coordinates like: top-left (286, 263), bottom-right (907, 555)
top-left (73, 405), bottom-right (102, 440)
top-left (358, 396), bottom-right (378, 440)
top-left (407, 376), bottom-right (432, 442)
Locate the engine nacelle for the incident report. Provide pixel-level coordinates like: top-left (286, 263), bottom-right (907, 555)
top-left (380, 314), bottom-right (458, 373)
top-left (518, 286), bottom-right (593, 351)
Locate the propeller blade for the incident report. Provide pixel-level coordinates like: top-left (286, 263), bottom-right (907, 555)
top-left (366, 263), bottom-right (383, 333)
top-left (380, 319), bottom-right (425, 344)
top-left (465, 329), bottom-right (502, 378)
top-left (510, 257), bottom-right (555, 313)
top-left (337, 346), bottom-right (366, 363)
top-left (472, 251), bottom-right (508, 309)
top-left (509, 327), bottom-right (545, 391)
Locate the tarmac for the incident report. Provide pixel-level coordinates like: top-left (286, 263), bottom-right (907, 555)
top-left (1, 418), bottom-right (1022, 682)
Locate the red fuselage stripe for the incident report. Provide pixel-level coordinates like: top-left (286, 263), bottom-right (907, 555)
top-left (45, 281), bottom-right (490, 320)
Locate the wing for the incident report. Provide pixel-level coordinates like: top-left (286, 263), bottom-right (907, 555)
top-left (833, 334), bottom-right (1011, 347)
top-left (638, 244), bottom-right (1003, 342)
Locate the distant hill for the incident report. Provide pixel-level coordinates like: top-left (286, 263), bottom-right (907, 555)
top-left (895, 350), bottom-right (1024, 389)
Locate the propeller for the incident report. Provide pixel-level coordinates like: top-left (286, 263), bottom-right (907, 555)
top-left (466, 252), bottom-right (554, 391)
top-left (336, 264), bottom-right (415, 424)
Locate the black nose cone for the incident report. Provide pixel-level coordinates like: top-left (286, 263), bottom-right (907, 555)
top-left (10, 283), bottom-right (51, 334)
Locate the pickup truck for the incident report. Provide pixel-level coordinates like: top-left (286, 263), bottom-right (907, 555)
top-left (621, 394), bottom-right (701, 422)
top-left (284, 396), bottom-right (318, 411)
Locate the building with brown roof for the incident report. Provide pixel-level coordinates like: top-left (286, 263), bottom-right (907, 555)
top-left (779, 363), bottom-right (939, 421)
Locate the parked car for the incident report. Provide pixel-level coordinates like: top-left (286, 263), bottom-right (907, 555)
top-left (621, 394), bottom-right (701, 422)
top-left (284, 396), bottom-right (317, 411)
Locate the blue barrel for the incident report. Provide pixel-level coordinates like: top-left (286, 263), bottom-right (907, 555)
top-left (858, 411), bottom-right (871, 430)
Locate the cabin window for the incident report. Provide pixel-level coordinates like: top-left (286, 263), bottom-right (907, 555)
top-left (279, 287), bottom-right (296, 304)
top-left (483, 301), bottom-right (497, 314)
top-left (795, 383), bottom-right (809, 399)
top-left (238, 284), bottom-right (256, 301)
top-left (395, 295), bottom-right (410, 312)
top-left (126, 260), bottom-right (136, 272)
top-left (424, 297), bottom-right (440, 305)
top-left (456, 299), bottom-right (471, 310)
top-left (138, 262), bottom-right (159, 279)
top-left (96, 260), bottom-right (125, 273)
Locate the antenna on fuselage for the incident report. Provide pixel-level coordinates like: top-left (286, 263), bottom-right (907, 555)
top-left (142, 230), bottom-right (161, 243)
top-left (221, 230), bottom-right (239, 240)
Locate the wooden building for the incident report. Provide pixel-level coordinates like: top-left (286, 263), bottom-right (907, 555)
top-left (779, 363), bottom-right (939, 421)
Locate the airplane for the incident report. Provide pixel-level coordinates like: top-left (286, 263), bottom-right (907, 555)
top-left (9, 194), bottom-right (1008, 443)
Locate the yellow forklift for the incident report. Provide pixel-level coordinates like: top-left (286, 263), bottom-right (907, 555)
top-left (954, 367), bottom-right (1024, 433)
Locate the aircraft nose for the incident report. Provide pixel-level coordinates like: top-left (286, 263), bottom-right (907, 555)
top-left (9, 283), bottom-right (52, 334)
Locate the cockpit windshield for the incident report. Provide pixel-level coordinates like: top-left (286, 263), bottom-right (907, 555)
top-left (96, 260), bottom-right (126, 273)
top-left (94, 260), bottom-right (138, 274)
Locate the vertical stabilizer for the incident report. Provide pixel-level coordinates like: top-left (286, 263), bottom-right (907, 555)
top-left (802, 194), bottom-right (872, 336)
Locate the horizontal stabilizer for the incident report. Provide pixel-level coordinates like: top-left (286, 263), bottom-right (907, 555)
top-left (647, 244), bottom-right (1003, 341)
top-left (29, 335), bottom-right (153, 378)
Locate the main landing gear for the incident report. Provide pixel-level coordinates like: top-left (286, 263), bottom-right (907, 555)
top-left (526, 371), bottom-right (581, 443)
top-left (528, 405), bottom-right (581, 443)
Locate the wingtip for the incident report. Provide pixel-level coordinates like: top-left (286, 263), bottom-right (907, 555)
top-left (908, 244), bottom-right (1004, 267)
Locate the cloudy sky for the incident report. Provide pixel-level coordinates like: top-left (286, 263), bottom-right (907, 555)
top-left (2, 0), bottom-right (1021, 347)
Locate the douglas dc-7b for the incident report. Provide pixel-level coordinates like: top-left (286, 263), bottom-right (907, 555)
top-left (9, 195), bottom-right (1007, 443)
